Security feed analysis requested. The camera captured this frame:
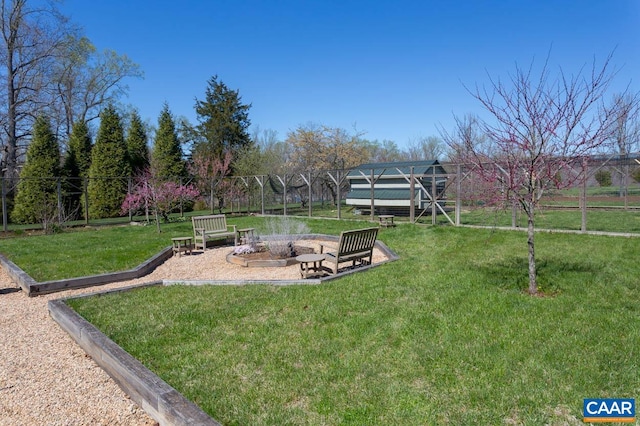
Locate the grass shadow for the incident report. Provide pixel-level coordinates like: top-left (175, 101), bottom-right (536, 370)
top-left (474, 256), bottom-right (600, 294)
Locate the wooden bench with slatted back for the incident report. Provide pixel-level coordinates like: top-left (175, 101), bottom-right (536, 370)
top-left (320, 227), bottom-right (379, 274)
top-left (192, 214), bottom-right (237, 251)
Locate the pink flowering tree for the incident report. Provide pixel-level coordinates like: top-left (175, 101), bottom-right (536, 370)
top-left (188, 150), bottom-right (233, 213)
top-left (121, 168), bottom-right (200, 233)
top-left (443, 55), bottom-right (624, 295)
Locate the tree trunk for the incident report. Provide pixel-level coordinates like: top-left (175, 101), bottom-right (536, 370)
top-left (526, 205), bottom-right (537, 295)
top-left (155, 209), bottom-right (161, 233)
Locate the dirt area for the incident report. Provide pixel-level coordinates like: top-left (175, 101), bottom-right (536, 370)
top-left (0, 240), bottom-right (390, 425)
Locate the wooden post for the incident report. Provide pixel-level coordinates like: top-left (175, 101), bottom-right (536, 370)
top-left (2, 178), bottom-right (7, 231)
top-left (57, 178), bottom-right (63, 224)
top-left (370, 168), bottom-right (375, 222)
top-left (179, 177), bottom-right (184, 217)
top-left (409, 166), bottom-right (415, 224)
top-left (431, 166), bottom-right (437, 225)
top-left (308, 172), bottom-right (312, 217)
top-left (455, 164), bottom-right (461, 226)
top-left (83, 178), bottom-right (89, 225)
top-left (261, 176), bottom-right (265, 215)
top-left (581, 158), bottom-right (587, 232)
top-left (210, 178), bottom-right (215, 214)
top-left (336, 170), bottom-right (341, 219)
top-left (127, 177), bottom-right (133, 221)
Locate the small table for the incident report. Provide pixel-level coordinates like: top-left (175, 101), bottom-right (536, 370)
top-left (171, 236), bottom-right (193, 257)
top-left (237, 227), bottom-right (256, 245)
top-left (296, 253), bottom-right (326, 278)
top-left (378, 215), bottom-right (396, 228)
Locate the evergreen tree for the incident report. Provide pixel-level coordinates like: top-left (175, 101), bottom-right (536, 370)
top-left (151, 103), bottom-right (186, 179)
top-left (61, 120), bottom-right (92, 219)
top-left (12, 116), bottom-right (61, 225)
top-left (193, 75), bottom-right (253, 161)
top-left (64, 120), bottom-right (93, 178)
top-left (87, 105), bottom-right (131, 218)
top-left (126, 110), bottom-right (150, 175)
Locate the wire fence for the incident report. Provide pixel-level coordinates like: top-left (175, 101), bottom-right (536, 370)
top-left (2, 156), bottom-right (640, 235)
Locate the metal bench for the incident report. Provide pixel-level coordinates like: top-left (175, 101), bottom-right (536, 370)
top-left (320, 227), bottom-right (379, 274)
top-left (192, 214), bottom-right (237, 251)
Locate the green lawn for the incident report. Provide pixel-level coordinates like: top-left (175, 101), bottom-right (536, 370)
top-left (460, 208), bottom-right (640, 233)
top-left (60, 220), bottom-right (640, 425)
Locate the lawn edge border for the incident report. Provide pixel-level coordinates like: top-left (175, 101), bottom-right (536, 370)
top-left (48, 291), bottom-right (221, 426)
top-left (1, 233), bottom-right (399, 296)
top-left (0, 247), bottom-right (173, 297)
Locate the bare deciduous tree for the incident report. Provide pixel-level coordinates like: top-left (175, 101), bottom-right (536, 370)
top-left (0, 0), bottom-right (73, 181)
top-left (444, 54), bottom-right (623, 295)
top-left (51, 35), bottom-right (142, 140)
top-left (285, 123), bottom-right (369, 205)
top-left (405, 135), bottom-right (446, 161)
top-left (607, 92), bottom-right (640, 197)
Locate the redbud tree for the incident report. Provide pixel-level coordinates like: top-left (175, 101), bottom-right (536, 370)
top-left (121, 168), bottom-right (199, 233)
top-left (443, 54), bottom-right (624, 295)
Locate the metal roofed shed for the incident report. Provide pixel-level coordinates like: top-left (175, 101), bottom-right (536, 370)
top-left (345, 160), bottom-right (450, 222)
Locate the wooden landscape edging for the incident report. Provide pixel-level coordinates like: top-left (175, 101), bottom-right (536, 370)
top-left (0, 246), bottom-right (173, 297)
top-left (48, 294), bottom-right (220, 426)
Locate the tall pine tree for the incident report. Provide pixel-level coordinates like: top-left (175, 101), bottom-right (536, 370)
top-left (61, 120), bottom-right (93, 219)
top-left (87, 105), bottom-right (130, 218)
top-left (12, 116), bottom-right (61, 225)
top-left (152, 103), bottom-right (186, 179)
top-left (126, 110), bottom-right (150, 175)
top-left (193, 75), bottom-right (253, 161)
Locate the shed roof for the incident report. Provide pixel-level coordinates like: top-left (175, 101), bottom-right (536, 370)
top-left (347, 160), bottom-right (446, 178)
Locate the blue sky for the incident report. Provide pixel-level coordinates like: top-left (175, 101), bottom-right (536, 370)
top-left (60, 1), bottom-right (640, 149)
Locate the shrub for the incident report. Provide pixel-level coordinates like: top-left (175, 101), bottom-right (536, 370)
top-left (594, 169), bottom-right (612, 187)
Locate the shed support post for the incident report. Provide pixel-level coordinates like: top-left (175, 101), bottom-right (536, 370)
top-left (431, 167), bottom-right (437, 225)
top-left (370, 169), bottom-right (375, 222)
top-left (409, 166), bottom-right (415, 224)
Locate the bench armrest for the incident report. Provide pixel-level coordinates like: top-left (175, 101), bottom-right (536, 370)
top-left (194, 227), bottom-right (205, 235)
top-left (319, 242), bottom-right (337, 254)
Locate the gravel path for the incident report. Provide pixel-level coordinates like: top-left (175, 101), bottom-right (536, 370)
top-left (0, 242), bottom-right (389, 425)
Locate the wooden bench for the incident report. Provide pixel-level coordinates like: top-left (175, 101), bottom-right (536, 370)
top-left (192, 214), bottom-right (237, 251)
top-left (320, 227), bottom-right (379, 274)
top-left (378, 214), bottom-right (396, 228)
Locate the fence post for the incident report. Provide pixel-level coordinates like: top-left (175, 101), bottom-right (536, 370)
top-left (283, 174), bottom-right (287, 216)
top-left (431, 167), bottom-right (437, 225)
top-left (260, 176), bottom-right (265, 215)
top-left (370, 169), bottom-right (375, 222)
top-left (210, 178), bottom-right (215, 214)
top-left (83, 178), bottom-right (89, 225)
top-left (57, 178), bottom-right (63, 224)
top-left (179, 177), bottom-right (184, 217)
top-left (455, 164), bottom-right (461, 226)
top-left (337, 170), bottom-right (342, 220)
top-left (1, 178), bottom-right (6, 231)
top-left (581, 158), bottom-right (587, 232)
top-left (409, 166), bottom-right (415, 224)
top-left (308, 172), bottom-right (312, 218)
top-left (127, 177), bottom-right (133, 222)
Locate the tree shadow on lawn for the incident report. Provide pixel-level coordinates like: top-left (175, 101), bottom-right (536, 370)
top-left (474, 257), bottom-right (600, 295)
